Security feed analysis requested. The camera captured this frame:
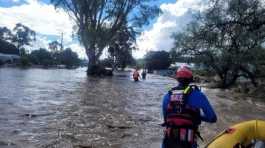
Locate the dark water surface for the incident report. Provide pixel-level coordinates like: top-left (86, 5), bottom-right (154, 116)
top-left (0, 68), bottom-right (264, 148)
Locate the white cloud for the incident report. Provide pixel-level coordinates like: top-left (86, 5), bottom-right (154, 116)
top-left (134, 0), bottom-right (207, 59)
top-left (0, 0), bottom-right (87, 57)
top-left (21, 35), bottom-right (49, 53)
top-left (11, 0), bottom-right (20, 2)
top-left (0, 0), bottom-right (74, 36)
top-left (1, 0), bottom-right (21, 3)
top-left (34, 35), bottom-right (50, 49)
top-left (68, 43), bottom-right (87, 59)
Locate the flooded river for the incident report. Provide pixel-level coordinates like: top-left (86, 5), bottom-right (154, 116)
top-left (0, 68), bottom-right (264, 148)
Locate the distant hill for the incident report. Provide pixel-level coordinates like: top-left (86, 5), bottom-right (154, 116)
top-left (0, 39), bottom-right (19, 55)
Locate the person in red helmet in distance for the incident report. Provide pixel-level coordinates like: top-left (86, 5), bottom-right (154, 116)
top-left (133, 68), bottom-right (140, 82)
top-left (161, 66), bottom-right (217, 148)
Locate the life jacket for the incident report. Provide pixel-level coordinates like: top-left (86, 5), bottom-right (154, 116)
top-left (133, 71), bottom-right (139, 80)
top-left (164, 85), bottom-right (201, 146)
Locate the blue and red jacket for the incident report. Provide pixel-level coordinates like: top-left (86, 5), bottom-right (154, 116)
top-left (162, 85), bottom-right (217, 124)
top-left (161, 85), bottom-right (217, 148)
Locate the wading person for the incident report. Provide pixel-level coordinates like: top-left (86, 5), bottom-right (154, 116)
top-left (133, 68), bottom-right (140, 81)
top-left (141, 69), bottom-right (147, 80)
top-left (162, 66), bottom-right (217, 148)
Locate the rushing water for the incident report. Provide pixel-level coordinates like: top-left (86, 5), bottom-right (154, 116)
top-left (0, 67), bottom-right (264, 148)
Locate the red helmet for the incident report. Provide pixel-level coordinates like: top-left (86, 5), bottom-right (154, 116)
top-left (176, 66), bottom-right (193, 78)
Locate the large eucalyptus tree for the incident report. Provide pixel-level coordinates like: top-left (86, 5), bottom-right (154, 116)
top-left (51, 0), bottom-right (159, 75)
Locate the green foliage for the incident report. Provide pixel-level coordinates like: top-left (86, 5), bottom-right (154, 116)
top-left (145, 51), bottom-right (171, 70)
top-left (29, 48), bottom-right (54, 66)
top-left (100, 58), bottom-right (113, 68)
top-left (28, 48), bottom-right (81, 68)
top-left (0, 23), bottom-right (81, 69)
top-left (172, 0), bottom-right (265, 88)
top-left (57, 48), bottom-right (80, 68)
top-left (48, 41), bottom-right (61, 53)
top-left (135, 58), bottom-right (145, 68)
top-left (108, 24), bottom-right (136, 70)
top-left (0, 23), bottom-right (35, 56)
top-left (0, 26), bottom-right (12, 41)
top-left (20, 56), bottom-right (31, 67)
top-left (12, 23), bottom-right (36, 50)
top-left (0, 39), bottom-right (19, 55)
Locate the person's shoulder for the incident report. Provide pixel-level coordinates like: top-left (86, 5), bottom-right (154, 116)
top-left (163, 88), bottom-right (173, 98)
top-left (189, 85), bottom-right (205, 97)
top-left (164, 91), bottom-right (171, 97)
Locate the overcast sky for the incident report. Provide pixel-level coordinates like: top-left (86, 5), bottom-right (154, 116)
top-left (0, 0), bottom-right (206, 59)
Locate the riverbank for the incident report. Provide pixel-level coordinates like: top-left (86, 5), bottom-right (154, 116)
top-left (201, 76), bottom-right (265, 103)
top-left (154, 68), bottom-right (265, 103)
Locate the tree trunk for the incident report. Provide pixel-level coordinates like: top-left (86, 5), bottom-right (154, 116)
top-left (218, 70), bottom-right (240, 88)
top-left (217, 69), bottom-right (239, 88)
top-left (111, 55), bottom-right (117, 71)
top-left (223, 74), bottom-right (239, 88)
top-left (240, 66), bottom-right (258, 87)
top-left (220, 77), bottom-right (227, 88)
top-left (80, 28), bottom-right (112, 76)
top-left (85, 46), bottom-right (113, 76)
top-left (80, 31), bottom-right (101, 75)
top-left (86, 47), bottom-right (100, 75)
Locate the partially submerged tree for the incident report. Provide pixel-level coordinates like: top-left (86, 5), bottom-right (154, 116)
top-left (51, 0), bottom-right (159, 75)
top-left (172, 0), bottom-right (265, 88)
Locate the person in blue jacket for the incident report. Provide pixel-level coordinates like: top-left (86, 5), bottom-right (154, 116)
top-left (162, 66), bottom-right (217, 148)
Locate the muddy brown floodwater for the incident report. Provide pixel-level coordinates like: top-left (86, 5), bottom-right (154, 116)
top-left (0, 67), bottom-right (264, 148)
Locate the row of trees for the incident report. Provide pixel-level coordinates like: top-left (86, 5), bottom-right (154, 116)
top-left (0, 21), bottom-right (134, 70)
top-left (3, 0), bottom-right (159, 75)
top-left (21, 48), bottom-right (81, 68)
top-left (171, 0), bottom-right (265, 88)
top-left (0, 23), bottom-right (82, 68)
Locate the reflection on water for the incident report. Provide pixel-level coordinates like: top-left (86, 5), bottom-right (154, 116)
top-left (0, 68), bottom-right (87, 148)
top-left (0, 68), bottom-right (264, 148)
